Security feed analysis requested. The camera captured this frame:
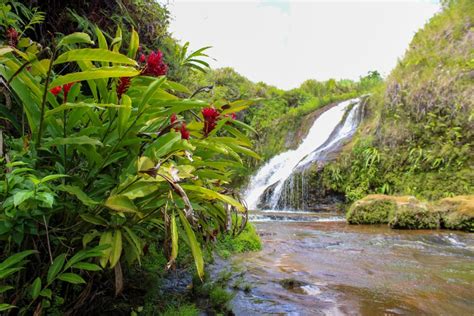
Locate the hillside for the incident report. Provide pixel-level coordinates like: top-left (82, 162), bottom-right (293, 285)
top-left (315, 0), bottom-right (473, 202)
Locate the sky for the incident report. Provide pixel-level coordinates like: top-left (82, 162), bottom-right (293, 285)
top-left (165, 0), bottom-right (440, 90)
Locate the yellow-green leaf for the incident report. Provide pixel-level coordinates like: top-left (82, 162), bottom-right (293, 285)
top-left (50, 66), bottom-right (140, 87)
top-left (109, 230), bottom-right (122, 268)
top-left (105, 195), bottom-right (138, 213)
top-left (54, 48), bottom-right (137, 66)
top-left (178, 210), bottom-right (204, 280)
top-left (99, 231), bottom-right (113, 268)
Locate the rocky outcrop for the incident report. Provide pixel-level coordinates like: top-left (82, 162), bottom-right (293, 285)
top-left (347, 194), bottom-right (474, 232)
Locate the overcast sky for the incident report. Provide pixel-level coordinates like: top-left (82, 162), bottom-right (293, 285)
top-left (165, 0), bottom-right (440, 90)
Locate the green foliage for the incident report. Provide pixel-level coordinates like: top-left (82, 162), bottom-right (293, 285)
top-left (0, 7), bottom-right (258, 313)
top-left (216, 221), bottom-right (262, 259)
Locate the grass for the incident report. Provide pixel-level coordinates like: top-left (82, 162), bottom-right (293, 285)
top-left (215, 221), bottom-right (262, 259)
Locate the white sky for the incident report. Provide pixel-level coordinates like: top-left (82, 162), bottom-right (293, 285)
top-left (165, 0), bottom-right (440, 90)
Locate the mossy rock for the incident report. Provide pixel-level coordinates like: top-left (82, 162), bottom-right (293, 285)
top-left (437, 195), bottom-right (474, 232)
top-left (389, 204), bottom-right (440, 229)
top-left (346, 195), bottom-right (398, 224)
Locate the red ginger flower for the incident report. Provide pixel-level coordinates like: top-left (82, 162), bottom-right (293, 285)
top-left (6, 27), bottom-right (18, 47)
top-left (141, 50), bottom-right (168, 77)
top-left (50, 86), bottom-right (62, 96)
top-left (117, 77), bottom-right (131, 98)
top-left (139, 53), bottom-right (146, 63)
top-left (179, 122), bottom-right (190, 140)
top-left (63, 82), bottom-right (75, 94)
top-left (170, 113), bottom-right (177, 124)
top-left (202, 107), bottom-right (220, 136)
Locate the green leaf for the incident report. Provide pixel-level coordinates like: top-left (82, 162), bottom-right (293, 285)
top-left (54, 48), bottom-right (137, 66)
top-left (57, 185), bottom-right (100, 207)
top-left (13, 190), bottom-right (34, 207)
top-left (47, 254), bottom-right (66, 284)
top-left (45, 102), bottom-right (125, 118)
top-left (44, 136), bottom-right (103, 147)
top-left (40, 288), bottom-right (52, 299)
top-left (40, 174), bottom-right (68, 184)
top-left (71, 262), bottom-right (102, 271)
top-left (99, 231), bottom-right (113, 268)
top-left (95, 27), bottom-right (108, 50)
top-left (50, 66), bottom-right (140, 87)
top-left (30, 277), bottom-right (41, 300)
top-left (0, 285), bottom-right (14, 294)
top-left (139, 76), bottom-right (166, 111)
top-left (0, 267), bottom-right (23, 279)
top-left (105, 195), bottom-right (138, 213)
top-left (0, 250), bottom-right (37, 272)
top-left (0, 47), bottom-right (14, 56)
top-left (182, 185), bottom-right (246, 212)
top-left (123, 227), bottom-right (142, 265)
top-left (118, 95), bottom-right (132, 137)
top-left (178, 210), bottom-right (204, 280)
top-left (58, 273), bottom-right (86, 284)
top-left (170, 212), bottom-right (178, 262)
top-left (0, 304), bottom-right (16, 312)
top-left (128, 29), bottom-right (139, 59)
top-left (79, 213), bottom-right (108, 226)
top-left (109, 230), bottom-right (122, 268)
top-left (147, 132), bottom-right (181, 159)
top-left (58, 32), bottom-right (94, 46)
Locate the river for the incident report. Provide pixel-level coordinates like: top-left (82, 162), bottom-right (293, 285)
top-left (227, 211), bottom-right (474, 315)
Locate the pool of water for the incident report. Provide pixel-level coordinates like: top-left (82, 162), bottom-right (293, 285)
top-left (228, 211), bottom-right (474, 315)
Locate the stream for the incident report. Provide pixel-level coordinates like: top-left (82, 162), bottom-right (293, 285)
top-left (236, 99), bottom-right (474, 315)
top-left (228, 211), bottom-right (474, 315)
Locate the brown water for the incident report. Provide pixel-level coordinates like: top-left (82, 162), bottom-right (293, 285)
top-left (227, 211), bottom-right (474, 315)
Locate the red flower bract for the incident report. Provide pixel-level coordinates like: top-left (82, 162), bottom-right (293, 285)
top-left (179, 122), bottom-right (190, 140)
top-left (141, 50), bottom-right (168, 77)
top-left (202, 107), bottom-right (220, 136)
top-left (50, 86), bottom-right (62, 96)
top-left (6, 27), bottom-right (18, 47)
top-left (117, 77), bottom-right (131, 98)
top-left (63, 82), bottom-right (75, 94)
top-left (170, 113), bottom-right (177, 124)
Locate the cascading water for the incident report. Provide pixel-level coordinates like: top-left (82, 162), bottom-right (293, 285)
top-left (244, 98), bottom-right (364, 210)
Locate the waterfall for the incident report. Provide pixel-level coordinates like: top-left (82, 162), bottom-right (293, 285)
top-left (244, 98), bottom-right (364, 210)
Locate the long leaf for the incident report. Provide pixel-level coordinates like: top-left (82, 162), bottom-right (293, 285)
top-left (105, 195), bottom-right (138, 213)
top-left (109, 230), bottom-right (122, 268)
top-left (47, 254), bottom-right (66, 284)
top-left (50, 66), bottom-right (140, 87)
top-left (182, 185), bottom-right (246, 212)
top-left (58, 32), bottom-right (94, 46)
top-left (178, 210), bottom-right (204, 280)
top-left (54, 48), bottom-right (137, 66)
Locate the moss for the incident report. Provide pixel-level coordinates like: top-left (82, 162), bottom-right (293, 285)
top-left (437, 195), bottom-right (474, 232)
top-left (161, 304), bottom-right (200, 316)
top-left (346, 197), bottom-right (397, 224)
top-left (389, 204), bottom-right (440, 229)
top-left (215, 222), bottom-right (262, 259)
top-left (348, 194), bottom-right (474, 231)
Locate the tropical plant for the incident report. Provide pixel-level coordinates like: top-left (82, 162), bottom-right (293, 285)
top-left (0, 5), bottom-right (257, 312)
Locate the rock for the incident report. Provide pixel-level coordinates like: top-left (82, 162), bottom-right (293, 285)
top-left (347, 194), bottom-right (474, 232)
top-left (437, 196), bottom-right (474, 232)
top-left (389, 203), bottom-right (440, 229)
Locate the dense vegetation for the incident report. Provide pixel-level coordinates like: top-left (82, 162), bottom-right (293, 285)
top-left (317, 0), bottom-right (473, 203)
top-left (0, 1), bottom-right (260, 314)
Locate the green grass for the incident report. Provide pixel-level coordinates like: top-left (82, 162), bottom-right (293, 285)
top-left (215, 222), bottom-right (262, 259)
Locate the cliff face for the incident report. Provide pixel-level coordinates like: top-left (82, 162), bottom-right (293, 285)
top-left (308, 0), bottom-right (473, 204)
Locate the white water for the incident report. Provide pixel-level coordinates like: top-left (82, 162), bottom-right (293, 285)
top-left (244, 98), bottom-right (361, 210)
